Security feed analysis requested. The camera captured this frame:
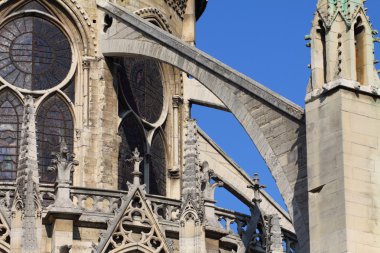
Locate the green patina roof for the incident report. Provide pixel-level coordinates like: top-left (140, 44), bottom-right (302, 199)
top-left (327, 0), bottom-right (363, 15)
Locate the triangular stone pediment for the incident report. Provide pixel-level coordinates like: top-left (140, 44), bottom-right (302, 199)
top-left (0, 207), bottom-right (10, 252)
top-left (96, 186), bottom-right (171, 253)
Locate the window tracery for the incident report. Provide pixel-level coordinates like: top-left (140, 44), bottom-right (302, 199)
top-left (115, 57), bottom-right (167, 195)
top-left (0, 4), bottom-right (76, 184)
top-left (0, 90), bottom-right (23, 181)
top-left (118, 114), bottom-right (146, 190)
top-left (149, 132), bottom-right (166, 196)
top-left (36, 94), bottom-right (74, 183)
top-left (63, 78), bottom-right (75, 103)
top-left (0, 16), bottom-right (72, 90)
top-left (118, 57), bottom-right (164, 124)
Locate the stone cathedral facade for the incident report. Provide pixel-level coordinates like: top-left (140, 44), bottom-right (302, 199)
top-left (0, 0), bottom-right (378, 252)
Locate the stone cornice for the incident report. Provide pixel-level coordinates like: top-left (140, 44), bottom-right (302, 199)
top-left (305, 79), bottom-right (380, 103)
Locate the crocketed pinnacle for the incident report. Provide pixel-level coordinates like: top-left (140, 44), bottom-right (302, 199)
top-left (182, 119), bottom-right (202, 207)
top-left (16, 95), bottom-right (39, 187)
top-left (14, 95), bottom-right (41, 253)
top-left (317, 0), bottom-right (364, 24)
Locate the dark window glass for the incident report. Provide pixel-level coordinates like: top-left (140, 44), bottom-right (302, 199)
top-left (63, 79), bottom-right (75, 103)
top-left (149, 132), bottom-right (166, 196)
top-left (118, 57), bottom-right (164, 124)
top-left (36, 94), bottom-right (73, 183)
top-left (0, 16), bottom-right (72, 90)
top-left (118, 114), bottom-right (146, 190)
top-left (0, 89), bottom-right (23, 181)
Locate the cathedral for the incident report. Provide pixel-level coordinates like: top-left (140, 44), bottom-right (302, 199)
top-left (0, 0), bottom-right (378, 252)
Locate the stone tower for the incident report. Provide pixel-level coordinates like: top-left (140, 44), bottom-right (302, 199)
top-left (306, 0), bottom-right (380, 252)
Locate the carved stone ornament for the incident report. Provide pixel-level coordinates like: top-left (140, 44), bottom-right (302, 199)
top-left (247, 173), bottom-right (267, 204)
top-left (46, 138), bottom-right (81, 219)
top-left (95, 186), bottom-right (171, 253)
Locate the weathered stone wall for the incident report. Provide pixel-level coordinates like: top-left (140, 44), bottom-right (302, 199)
top-left (98, 3), bottom-right (308, 249)
top-left (307, 88), bottom-right (380, 253)
top-left (0, 1), bottom-right (300, 252)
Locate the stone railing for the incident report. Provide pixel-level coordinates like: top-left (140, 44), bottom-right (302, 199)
top-left (215, 207), bottom-right (251, 235)
top-left (214, 206), bottom-right (299, 252)
top-left (70, 187), bottom-right (123, 214)
top-left (147, 194), bottom-right (181, 223)
top-left (15, 184), bottom-right (181, 223)
top-left (0, 182), bottom-right (297, 251)
top-left (214, 207), bottom-right (267, 249)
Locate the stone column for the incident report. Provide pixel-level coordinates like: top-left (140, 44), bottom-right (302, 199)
top-left (182, 0), bottom-right (195, 45)
top-left (266, 214), bottom-right (283, 253)
top-left (168, 95), bottom-right (183, 199)
top-left (46, 139), bottom-right (81, 253)
top-left (179, 119), bottom-right (207, 253)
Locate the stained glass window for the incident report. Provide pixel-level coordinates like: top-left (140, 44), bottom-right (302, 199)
top-left (63, 79), bottom-right (75, 103)
top-left (115, 56), bottom-right (166, 195)
top-left (36, 94), bottom-right (73, 183)
top-left (0, 89), bottom-right (23, 181)
top-left (118, 114), bottom-right (146, 190)
top-left (149, 132), bottom-right (166, 196)
top-left (118, 58), bottom-right (164, 124)
top-left (0, 16), bottom-right (72, 90)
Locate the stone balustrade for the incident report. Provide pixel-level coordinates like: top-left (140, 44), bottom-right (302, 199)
top-left (0, 182), bottom-right (297, 252)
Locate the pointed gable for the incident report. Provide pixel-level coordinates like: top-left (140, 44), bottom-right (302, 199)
top-left (96, 185), bottom-right (171, 253)
top-left (0, 208), bottom-right (10, 252)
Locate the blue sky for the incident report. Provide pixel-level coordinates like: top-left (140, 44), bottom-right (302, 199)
top-left (192, 1), bottom-right (380, 213)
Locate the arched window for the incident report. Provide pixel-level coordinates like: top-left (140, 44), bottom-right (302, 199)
top-left (0, 2), bottom-right (77, 187)
top-left (118, 114), bottom-right (146, 190)
top-left (0, 90), bottom-right (23, 181)
top-left (317, 20), bottom-right (327, 84)
top-left (117, 57), bottom-right (164, 124)
top-left (355, 17), bottom-right (366, 85)
top-left (114, 56), bottom-right (167, 195)
top-left (149, 132), bottom-right (166, 196)
top-left (0, 16), bottom-right (72, 91)
top-left (36, 94), bottom-right (73, 183)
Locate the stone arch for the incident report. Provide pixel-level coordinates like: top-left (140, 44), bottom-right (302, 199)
top-left (352, 10), bottom-right (375, 86)
top-left (108, 244), bottom-right (159, 253)
top-left (134, 7), bottom-right (172, 33)
top-left (118, 113), bottom-right (146, 190)
top-left (0, 88), bottom-right (23, 181)
top-left (36, 93), bottom-right (74, 183)
top-left (0, 0), bottom-right (95, 55)
top-left (310, 16), bottom-right (328, 89)
top-left (148, 129), bottom-right (167, 196)
top-left (98, 3), bottom-right (309, 250)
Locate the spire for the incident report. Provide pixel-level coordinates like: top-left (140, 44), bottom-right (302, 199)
top-left (16, 96), bottom-right (39, 187)
top-left (182, 119), bottom-right (203, 213)
top-left (308, 0), bottom-right (380, 93)
top-left (247, 173), bottom-right (267, 205)
top-left (179, 118), bottom-right (207, 253)
top-left (11, 95), bottom-right (42, 253)
top-left (127, 148), bottom-right (143, 187)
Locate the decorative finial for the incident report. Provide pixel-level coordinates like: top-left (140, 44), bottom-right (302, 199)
top-left (127, 148), bottom-right (143, 186)
top-left (48, 137), bottom-right (79, 185)
top-left (47, 137), bottom-right (79, 210)
top-left (247, 173), bottom-right (267, 204)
